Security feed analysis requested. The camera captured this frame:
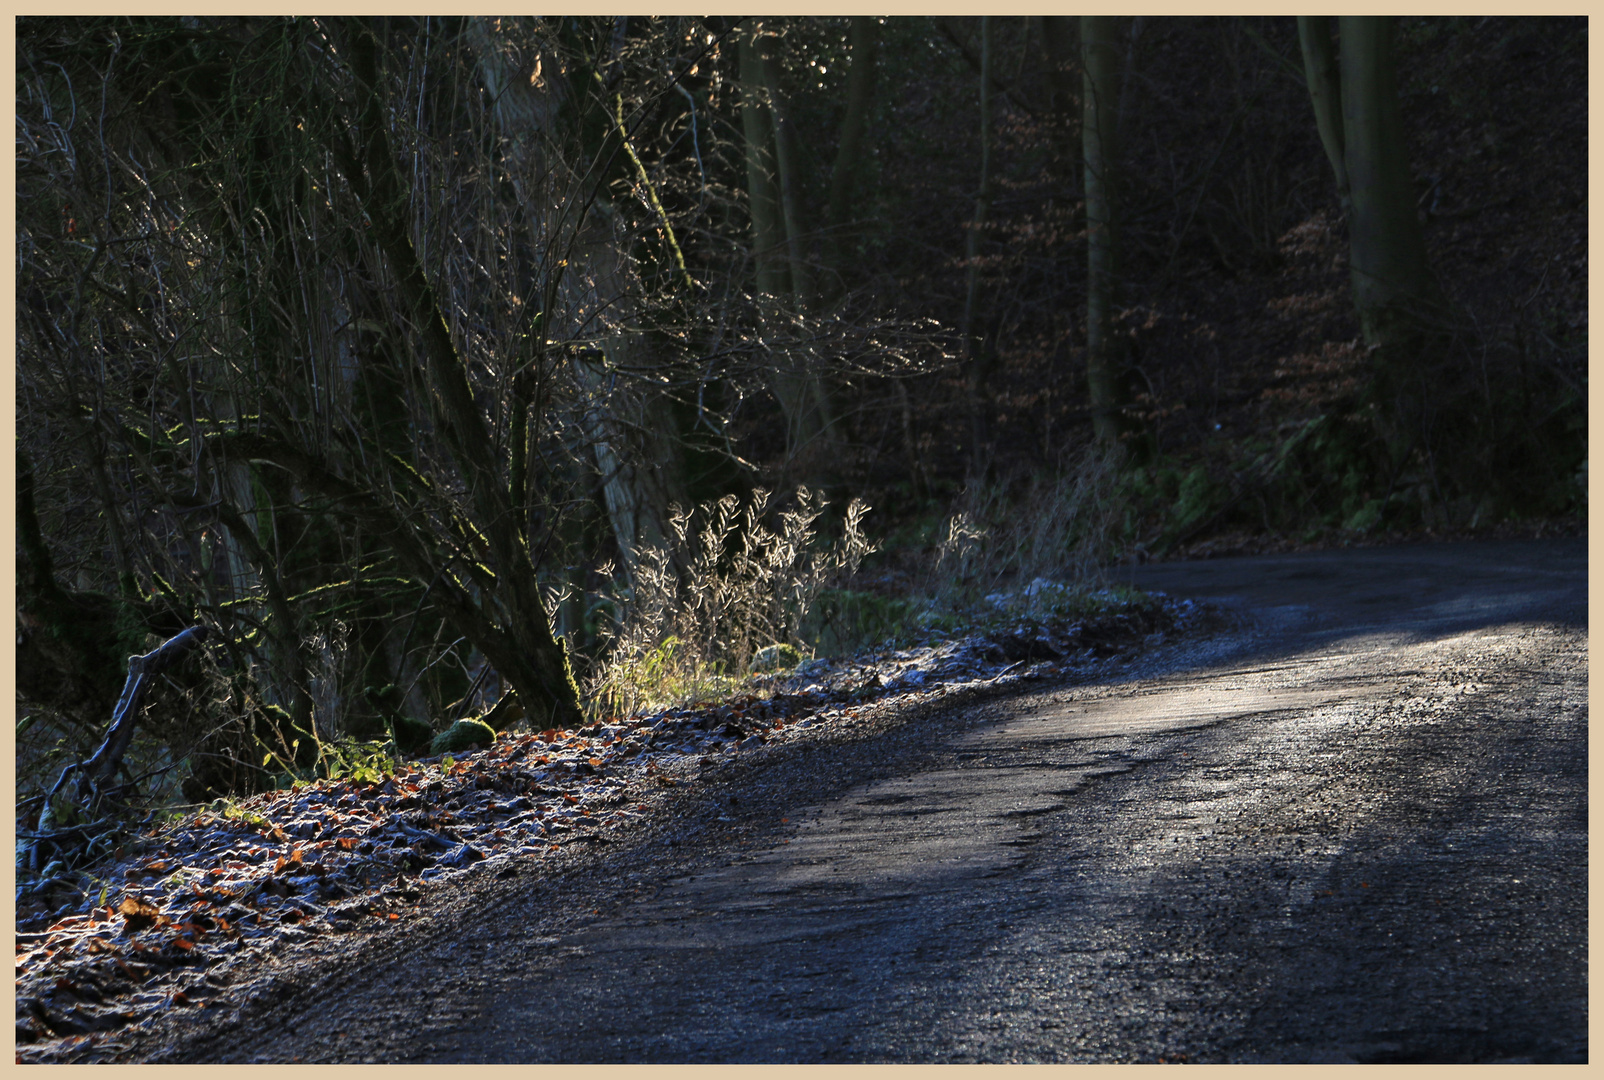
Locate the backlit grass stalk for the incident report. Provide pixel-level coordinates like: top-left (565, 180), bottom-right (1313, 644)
top-left (587, 488), bottom-right (873, 719)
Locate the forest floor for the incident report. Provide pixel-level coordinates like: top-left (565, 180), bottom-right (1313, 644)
top-left (21, 535), bottom-right (1585, 1063)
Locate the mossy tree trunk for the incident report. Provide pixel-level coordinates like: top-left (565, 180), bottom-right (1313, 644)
top-left (1299, 16), bottom-right (1450, 456)
top-left (337, 20), bottom-right (584, 730)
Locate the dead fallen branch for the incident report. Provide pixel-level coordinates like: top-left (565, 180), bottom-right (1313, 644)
top-left (21, 626), bottom-right (212, 876)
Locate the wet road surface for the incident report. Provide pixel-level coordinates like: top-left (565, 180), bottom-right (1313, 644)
top-left (146, 538), bottom-right (1587, 1063)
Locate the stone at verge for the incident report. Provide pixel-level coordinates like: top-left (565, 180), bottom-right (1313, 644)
top-left (430, 718), bottom-right (497, 756)
top-left (751, 643), bottom-right (803, 673)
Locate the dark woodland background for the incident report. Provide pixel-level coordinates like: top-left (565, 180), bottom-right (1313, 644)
top-left (15, 17), bottom-right (1585, 810)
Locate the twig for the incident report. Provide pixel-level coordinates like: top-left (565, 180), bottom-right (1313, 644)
top-left (394, 820), bottom-right (459, 850)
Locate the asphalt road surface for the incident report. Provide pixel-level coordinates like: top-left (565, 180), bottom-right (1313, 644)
top-left (149, 538), bottom-right (1587, 1063)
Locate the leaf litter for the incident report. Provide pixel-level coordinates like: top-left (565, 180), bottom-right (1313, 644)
top-left (15, 592), bottom-right (1203, 1062)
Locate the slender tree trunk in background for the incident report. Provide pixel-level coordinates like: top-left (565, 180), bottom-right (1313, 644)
top-left (741, 26), bottom-right (833, 484)
top-left (574, 343), bottom-right (692, 585)
top-left (762, 45), bottom-right (814, 311)
top-left (1299, 16), bottom-right (1449, 454)
top-left (961, 16), bottom-right (995, 489)
top-left (1082, 15), bottom-right (1132, 452)
top-left (1038, 16), bottom-right (1081, 470)
top-left (740, 33), bottom-right (789, 306)
top-left (763, 34), bottom-right (842, 479)
top-left (824, 16), bottom-right (878, 295)
top-left (1297, 15), bottom-right (1351, 219)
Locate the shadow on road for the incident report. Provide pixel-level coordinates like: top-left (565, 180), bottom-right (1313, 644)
top-left (137, 539), bottom-right (1587, 1064)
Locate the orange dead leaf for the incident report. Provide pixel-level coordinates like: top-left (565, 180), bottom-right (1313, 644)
top-left (118, 895), bottom-right (164, 931)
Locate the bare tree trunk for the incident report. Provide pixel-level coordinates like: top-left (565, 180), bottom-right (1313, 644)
top-left (741, 25), bottom-right (833, 482)
top-left (740, 29), bottom-right (791, 306)
top-left (763, 47), bottom-right (814, 310)
top-left (1082, 15), bottom-right (1132, 452)
top-left (824, 16), bottom-right (879, 294)
top-left (574, 342), bottom-right (691, 584)
top-left (961, 15), bottom-right (995, 488)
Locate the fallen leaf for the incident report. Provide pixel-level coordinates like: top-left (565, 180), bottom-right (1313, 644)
top-left (117, 896), bottom-right (165, 932)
